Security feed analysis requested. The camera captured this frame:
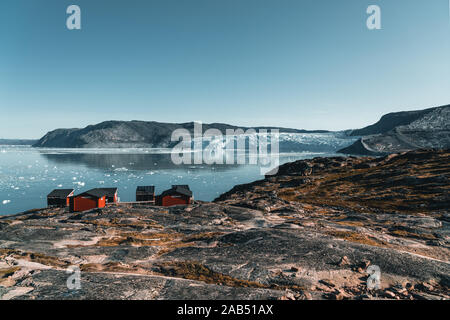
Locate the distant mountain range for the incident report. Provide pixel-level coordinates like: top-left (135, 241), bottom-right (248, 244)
top-left (338, 104), bottom-right (450, 155)
top-left (31, 104), bottom-right (450, 153)
top-left (32, 121), bottom-right (329, 148)
top-left (0, 139), bottom-right (37, 146)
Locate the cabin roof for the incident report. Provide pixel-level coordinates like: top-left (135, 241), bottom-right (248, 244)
top-left (95, 188), bottom-right (118, 197)
top-left (136, 186), bottom-right (155, 193)
top-left (161, 185), bottom-right (192, 197)
top-left (75, 187), bottom-right (117, 199)
top-left (172, 185), bottom-right (191, 190)
top-left (47, 189), bottom-right (74, 198)
top-left (78, 189), bottom-right (107, 199)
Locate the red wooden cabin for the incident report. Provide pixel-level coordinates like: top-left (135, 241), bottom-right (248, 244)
top-left (69, 189), bottom-right (107, 212)
top-left (157, 185), bottom-right (193, 207)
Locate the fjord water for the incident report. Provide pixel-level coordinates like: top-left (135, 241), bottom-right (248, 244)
top-left (0, 133), bottom-right (357, 215)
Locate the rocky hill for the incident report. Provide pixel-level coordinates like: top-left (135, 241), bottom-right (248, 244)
top-left (33, 120), bottom-right (327, 148)
top-left (0, 149), bottom-right (448, 300)
top-left (339, 104), bottom-right (450, 155)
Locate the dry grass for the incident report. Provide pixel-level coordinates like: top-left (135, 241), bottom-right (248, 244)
top-left (390, 229), bottom-right (437, 241)
top-left (154, 261), bottom-right (269, 288)
top-left (0, 249), bottom-right (71, 268)
top-left (156, 242), bottom-right (195, 256)
top-left (79, 218), bottom-right (163, 229)
top-left (80, 262), bottom-right (150, 274)
top-left (334, 221), bottom-right (366, 227)
top-left (154, 261), bottom-right (306, 291)
top-left (0, 267), bottom-right (20, 278)
top-left (79, 232), bottom-right (182, 248)
top-left (327, 231), bottom-right (387, 247)
top-left (182, 232), bottom-right (225, 242)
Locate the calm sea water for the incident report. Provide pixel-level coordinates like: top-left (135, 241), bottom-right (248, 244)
top-left (0, 134), bottom-right (356, 215)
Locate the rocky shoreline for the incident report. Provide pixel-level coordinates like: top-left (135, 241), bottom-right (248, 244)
top-left (0, 149), bottom-right (449, 300)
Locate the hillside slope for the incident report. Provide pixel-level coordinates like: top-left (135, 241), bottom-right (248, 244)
top-left (339, 105), bottom-right (450, 155)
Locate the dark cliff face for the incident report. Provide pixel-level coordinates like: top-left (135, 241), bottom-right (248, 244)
top-left (33, 120), bottom-right (327, 148)
top-left (339, 104), bottom-right (450, 155)
top-left (33, 128), bottom-right (81, 148)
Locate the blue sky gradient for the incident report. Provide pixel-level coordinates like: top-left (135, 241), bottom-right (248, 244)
top-left (1, 0), bottom-right (450, 138)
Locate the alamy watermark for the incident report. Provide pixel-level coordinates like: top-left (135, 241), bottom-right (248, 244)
top-left (65, 4), bottom-right (385, 31)
top-left (66, 5), bottom-right (81, 30)
top-left (170, 122), bottom-right (280, 175)
top-left (367, 5), bottom-right (382, 30)
top-left (66, 265), bottom-right (81, 290)
top-left (366, 265), bottom-right (381, 290)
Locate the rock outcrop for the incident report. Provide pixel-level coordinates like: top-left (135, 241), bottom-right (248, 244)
top-left (339, 104), bottom-right (450, 155)
top-left (0, 149), bottom-right (448, 300)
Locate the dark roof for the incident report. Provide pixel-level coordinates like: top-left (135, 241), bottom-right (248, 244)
top-left (161, 185), bottom-right (192, 197)
top-left (78, 189), bottom-right (107, 199)
top-left (95, 188), bottom-right (118, 197)
top-left (136, 186), bottom-right (155, 193)
top-left (47, 189), bottom-right (74, 198)
top-left (74, 187), bottom-right (117, 199)
top-left (172, 185), bottom-right (191, 190)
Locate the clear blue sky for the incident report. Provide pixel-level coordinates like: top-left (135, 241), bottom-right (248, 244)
top-left (1, 0), bottom-right (449, 138)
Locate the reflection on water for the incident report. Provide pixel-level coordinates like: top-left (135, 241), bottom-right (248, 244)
top-left (0, 146), bottom-right (344, 215)
top-left (40, 152), bottom-right (242, 171)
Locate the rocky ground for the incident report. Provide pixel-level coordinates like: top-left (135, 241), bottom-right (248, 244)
top-left (0, 149), bottom-right (449, 300)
